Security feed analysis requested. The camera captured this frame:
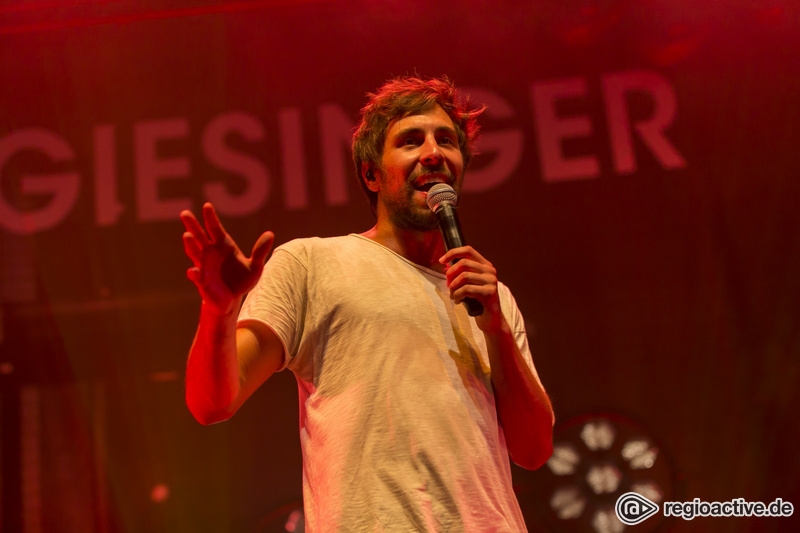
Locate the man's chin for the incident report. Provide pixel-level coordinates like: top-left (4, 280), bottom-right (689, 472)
top-left (390, 212), bottom-right (439, 233)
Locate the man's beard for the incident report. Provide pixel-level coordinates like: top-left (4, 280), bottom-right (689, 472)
top-left (388, 204), bottom-right (439, 232)
top-left (383, 185), bottom-right (439, 232)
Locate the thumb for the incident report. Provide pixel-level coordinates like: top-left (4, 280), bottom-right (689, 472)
top-left (186, 267), bottom-right (202, 285)
top-left (250, 231), bottom-right (275, 266)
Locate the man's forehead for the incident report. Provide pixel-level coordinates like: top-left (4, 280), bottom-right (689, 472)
top-left (386, 105), bottom-right (456, 135)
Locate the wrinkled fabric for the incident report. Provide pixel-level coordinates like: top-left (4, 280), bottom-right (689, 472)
top-left (239, 235), bottom-right (542, 532)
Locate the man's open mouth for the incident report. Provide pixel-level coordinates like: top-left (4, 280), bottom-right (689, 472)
top-left (412, 177), bottom-right (449, 192)
top-left (414, 182), bottom-right (440, 192)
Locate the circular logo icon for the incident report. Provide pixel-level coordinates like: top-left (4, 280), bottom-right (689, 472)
top-left (615, 492), bottom-right (660, 525)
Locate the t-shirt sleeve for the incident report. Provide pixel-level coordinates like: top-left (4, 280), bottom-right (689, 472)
top-left (498, 282), bottom-right (546, 390)
top-left (237, 244), bottom-right (308, 372)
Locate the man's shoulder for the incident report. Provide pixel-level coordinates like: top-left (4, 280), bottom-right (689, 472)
top-left (272, 234), bottom-right (364, 262)
top-left (276, 234), bottom-right (358, 251)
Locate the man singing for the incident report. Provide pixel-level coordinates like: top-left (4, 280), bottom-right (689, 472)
top-left (180, 76), bottom-right (554, 531)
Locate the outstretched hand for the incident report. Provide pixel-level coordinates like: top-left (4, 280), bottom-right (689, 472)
top-left (180, 202), bottom-right (274, 314)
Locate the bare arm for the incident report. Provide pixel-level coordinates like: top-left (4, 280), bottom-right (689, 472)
top-left (181, 203), bottom-right (284, 425)
top-left (442, 246), bottom-right (554, 470)
top-left (480, 319), bottom-right (554, 470)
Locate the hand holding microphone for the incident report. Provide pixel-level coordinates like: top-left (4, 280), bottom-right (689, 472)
top-left (426, 184), bottom-right (485, 317)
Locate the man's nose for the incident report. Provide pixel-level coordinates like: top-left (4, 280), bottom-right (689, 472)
top-left (420, 138), bottom-right (444, 165)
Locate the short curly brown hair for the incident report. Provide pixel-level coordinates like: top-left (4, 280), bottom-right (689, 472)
top-left (352, 75), bottom-right (485, 212)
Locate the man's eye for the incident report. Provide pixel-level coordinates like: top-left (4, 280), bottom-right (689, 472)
top-left (403, 137), bottom-right (418, 145)
top-left (439, 137), bottom-right (454, 145)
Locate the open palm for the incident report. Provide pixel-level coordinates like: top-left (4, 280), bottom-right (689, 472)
top-left (180, 203), bottom-right (274, 313)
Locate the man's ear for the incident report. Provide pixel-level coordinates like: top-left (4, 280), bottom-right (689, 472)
top-left (362, 163), bottom-right (380, 192)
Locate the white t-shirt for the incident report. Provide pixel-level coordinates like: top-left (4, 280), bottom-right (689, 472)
top-left (239, 234), bottom-right (541, 532)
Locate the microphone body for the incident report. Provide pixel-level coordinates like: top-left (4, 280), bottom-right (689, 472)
top-left (426, 184), bottom-right (484, 317)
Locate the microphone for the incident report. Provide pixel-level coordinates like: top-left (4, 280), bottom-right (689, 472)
top-left (426, 183), bottom-right (484, 317)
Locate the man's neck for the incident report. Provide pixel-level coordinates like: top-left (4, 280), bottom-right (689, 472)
top-left (360, 221), bottom-right (446, 273)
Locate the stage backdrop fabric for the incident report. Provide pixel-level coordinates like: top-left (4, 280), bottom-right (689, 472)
top-left (0, 1), bottom-right (798, 532)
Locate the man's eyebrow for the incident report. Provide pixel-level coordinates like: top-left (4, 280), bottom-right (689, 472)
top-left (393, 125), bottom-right (457, 137)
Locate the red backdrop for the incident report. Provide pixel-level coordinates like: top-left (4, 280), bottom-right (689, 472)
top-left (1, 1), bottom-right (798, 531)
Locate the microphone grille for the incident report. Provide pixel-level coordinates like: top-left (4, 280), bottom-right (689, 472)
top-left (426, 183), bottom-right (458, 211)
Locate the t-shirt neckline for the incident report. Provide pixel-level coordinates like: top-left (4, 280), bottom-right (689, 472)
top-left (347, 234), bottom-right (446, 279)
